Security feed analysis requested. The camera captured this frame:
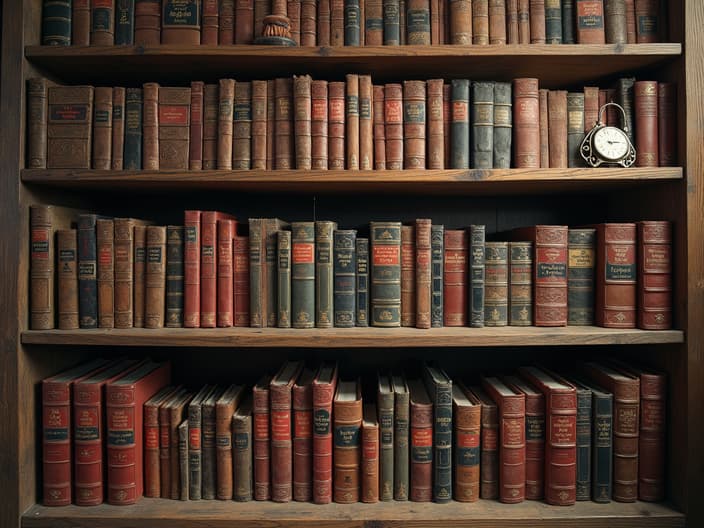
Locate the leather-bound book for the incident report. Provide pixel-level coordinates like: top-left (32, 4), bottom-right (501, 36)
top-left (168, 391), bottom-right (195, 500)
top-left (513, 225), bottom-right (568, 326)
top-left (635, 80), bottom-right (659, 167)
top-left (366, 0), bottom-right (384, 43)
top-left (266, 231), bottom-right (286, 329)
top-left (443, 229), bottom-right (467, 327)
top-left (356, 238), bottom-right (370, 326)
top-left (485, 242), bottom-right (509, 327)
top-left (318, 0), bottom-right (332, 44)
top-left (183, 210), bottom-right (201, 328)
top-left (345, 0), bottom-right (362, 44)
top-left (333, 379), bottom-right (363, 504)
top-left (301, 0), bottom-right (317, 44)
top-left (503, 375), bottom-right (544, 500)
top-left (567, 91), bottom-right (585, 167)
top-left (423, 364), bottom-right (452, 502)
top-left (518, 0), bottom-right (531, 42)
top-left (329, 82), bottom-right (346, 169)
top-left (135, 0), bottom-right (161, 44)
top-left (158, 86), bottom-right (191, 170)
top-left (334, 230), bottom-right (357, 327)
top-left (278, 231), bottom-right (292, 328)
top-left (635, 0), bottom-right (659, 42)
top-left (469, 225), bottom-right (486, 328)
top-left (453, 383), bottom-right (481, 502)
top-left (313, 362), bottom-right (339, 504)
top-left (201, 212), bottom-right (237, 328)
top-left (78, 214), bottom-right (99, 329)
top-left (331, 0), bottom-right (345, 44)
top-left (114, 219), bottom-right (144, 329)
top-left (271, 362), bottom-right (305, 502)
top-left (568, 228), bottom-right (596, 326)
top-left (291, 222), bottom-right (315, 328)
top-left (253, 375), bottom-right (272, 500)
top-left (472, 81), bottom-right (494, 169)
top-left (638, 221), bottom-right (672, 330)
top-left (383, 0), bottom-right (401, 44)
top-left (294, 75), bottom-right (313, 170)
top-left (407, 0), bottom-right (431, 43)
top-left (513, 78), bottom-right (540, 168)
top-left (233, 81), bottom-right (252, 169)
top-left (579, 361), bottom-right (638, 502)
top-left (562, 0), bottom-right (575, 42)
top-left (236, 0), bottom-right (255, 43)
top-left (362, 403), bottom-right (380, 502)
top-left (47, 86), bottom-right (93, 169)
top-left (529, 0), bottom-right (546, 42)
top-left (548, 90), bottom-right (568, 168)
top-left (189, 81), bottom-right (204, 170)
top-left (507, 0), bottom-right (519, 43)
top-left (539, 89), bottom-right (549, 168)
top-left (144, 386), bottom-right (179, 498)
top-left (217, 79), bottom-right (234, 170)
top-left (576, 0), bottom-right (605, 42)
top-left (35, 0), bottom-right (69, 46)
top-left (219, 0), bottom-right (234, 44)
top-left (133, 225), bottom-right (147, 327)
top-left (392, 374), bottom-right (410, 500)
top-left (415, 219), bottom-right (432, 329)
top-left (92, 87), bottom-right (113, 170)
top-left (111, 87), bottom-right (125, 170)
top-left (249, 219), bottom-right (264, 327)
top-left (251, 80), bottom-right (268, 170)
top-left (469, 385), bottom-right (499, 499)
top-left (595, 223), bottom-right (637, 328)
top-left (106, 360), bottom-right (171, 505)
top-left (658, 82), bottom-right (676, 167)
top-left (96, 218), bottom-right (115, 328)
top-left (584, 85), bottom-right (600, 132)
top-left (346, 74), bottom-right (360, 169)
top-left (359, 76), bottom-right (374, 170)
top-left (443, 84), bottom-right (451, 169)
top-left (370, 221), bottom-right (402, 327)
top-left (377, 374), bottom-right (394, 501)
top-left (431, 0), bottom-right (440, 43)
top-left (384, 83), bottom-right (403, 170)
top-left (161, 0), bottom-right (201, 44)
top-left (187, 385), bottom-right (216, 500)
top-left (373, 85), bottom-right (386, 169)
top-left (311, 80), bottom-right (329, 169)
top-left (178, 419), bottom-right (189, 500)
top-left (124, 88), bottom-right (143, 170)
top-left (27, 78), bottom-right (48, 169)
top-left (115, 0), bottom-right (135, 44)
top-left (473, 0), bottom-right (489, 43)
top-left (424, 79), bottom-right (443, 169)
top-left (159, 388), bottom-right (184, 498)
top-left (166, 225), bottom-right (184, 328)
top-left (488, 0), bottom-right (506, 44)
top-left (90, 0), bottom-right (115, 45)
top-left (293, 369), bottom-right (315, 501)
top-left (408, 378), bottom-right (432, 502)
top-left (509, 241), bottom-right (532, 326)
top-left (451, 79), bottom-right (470, 169)
top-left (605, 0), bottom-right (627, 43)
top-left (494, 82), bottom-right (512, 168)
top-left (42, 359), bottom-right (111, 506)
top-left (200, 388), bottom-right (229, 496)
top-left (57, 229), bottom-right (80, 330)
top-left (616, 77), bottom-right (636, 143)
top-left (201, 0), bottom-right (219, 44)
top-left (232, 397), bottom-right (254, 501)
top-left (145, 226), bottom-right (167, 329)
top-left (545, 0), bottom-right (563, 43)
top-left (429, 225), bottom-right (444, 328)
top-left (234, 234), bottom-right (250, 326)
top-left (315, 220), bottom-right (337, 327)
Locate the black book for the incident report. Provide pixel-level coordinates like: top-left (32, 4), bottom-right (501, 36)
top-left (356, 237), bottom-right (369, 326)
top-left (383, 0), bottom-right (401, 44)
top-left (334, 230), bottom-right (357, 327)
top-left (422, 364), bottom-right (452, 503)
top-left (124, 88), bottom-right (143, 170)
top-left (166, 225), bottom-right (184, 328)
top-left (115, 0), bottom-right (135, 45)
top-left (344, 0), bottom-right (362, 45)
top-left (562, 0), bottom-right (575, 43)
top-left (78, 214), bottom-right (98, 328)
top-left (431, 225), bottom-right (444, 328)
top-left (567, 228), bottom-right (595, 325)
top-left (616, 77), bottom-right (636, 143)
top-left (545, 0), bottom-right (563, 43)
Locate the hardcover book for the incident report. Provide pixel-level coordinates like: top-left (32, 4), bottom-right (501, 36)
top-left (404, 81), bottom-right (426, 169)
top-left (484, 242), bottom-right (509, 327)
top-left (234, 234), bottom-right (251, 327)
top-left (384, 83), bottom-right (404, 170)
top-left (423, 364), bottom-right (452, 502)
top-left (78, 214), bottom-right (99, 329)
top-left (568, 228), bottom-right (596, 326)
top-left (188, 385), bottom-right (217, 500)
top-left (469, 384), bottom-right (499, 499)
top-left (313, 362), bottom-right (339, 504)
top-left (334, 230), bottom-right (357, 327)
top-left (293, 368), bottom-right (315, 502)
top-left (356, 237), bottom-right (370, 326)
top-left (144, 386), bottom-right (180, 498)
top-left (316, 220), bottom-right (338, 328)
top-left (371, 221), bottom-right (402, 327)
top-left (278, 230), bottom-right (292, 328)
top-left (472, 81), bottom-right (495, 169)
top-left (377, 374), bottom-right (395, 501)
top-left (144, 226), bottom-right (166, 329)
top-left (158, 87), bottom-right (191, 170)
top-left (443, 229), bottom-right (468, 326)
top-left (595, 223), bottom-right (637, 328)
top-left (47, 86), bottom-right (94, 169)
top-left (92, 87), bottom-right (113, 170)
top-left (96, 218), bottom-right (115, 328)
top-left (292, 222), bottom-right (316, 328)
top-left (509, 241), bottom-right (532, 326)
top-left (453, 383), bottom-right (481, 502)
top-left (166, 225), bottom-right (184, 328)
top-left (57, 229), bottom-right (80, 330)
top-left (392, 373), bottom-right (410, 500)
top-left (431, 224), bottom-right (444, 328)
top-left (470, 225), bottom-right (486, 328)
top-left (333, 379), bottom-right (363, 504)
top-left (253, 375), bottom-right (272, 500)
top-left (361, 403), bottom-right (380, 503)
top-left (161, 0), bottom-right (201, 44)
top-left (473, 0), bottom-right (490, 44)
top-left (401, 225), bottom-right (416, 327)
top-left (233, 397), bottom-right (254, 501)
top-left (451, 79), bottom-right (470, 169)
top-left (415, 219), bottom-right (432, 329)
top-left (408, 378), bottom-right (433, 502)
top-left (493, 82), bottom-right (513, 168)
top-left (513, 78), bottom-right (540, 168)
top-left (637, 221), bottom-right (672, 329)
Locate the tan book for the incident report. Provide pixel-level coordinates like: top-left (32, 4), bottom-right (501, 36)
top-left (142, 82), bottom-right (159, 170)
top-left (111, 87), bottom-right (125, 170)
top-left (145, 226), bottom-right (167, 329)
top-left (346, 74), bottom-right (360, 170)
top-left (158, 87), bottom-right (191, 170)
top-left (359, 75), bottom-right (373, 170)
top-left (47, 86), bottom-right (94, 169)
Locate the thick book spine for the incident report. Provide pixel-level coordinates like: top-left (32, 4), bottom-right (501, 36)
top-left (78, 214), bottom-right (98, 329)
top-left (633, 369), bottom-right (666, 501)
top-left (359, 76), bottom-right (373, 170)
top-left (576, 387), bottom-right (592, 500)
top-left (407, 0), bottom-right (431, 43)
top-left (638, 221), bottom-right (672, 329)
top-left (188, 395), bottom-right (204, 501)
top-left (401, 225), bottom-right (416, 328)
top-left (72, 0), bottom-right (91, 44)
top-left (484, 242), bottom-right (509, 327)
top-left (277, 231), bottom-right (292, 328)
top-left (249, 219), bottom-right (264, 327)
top-left (472, 388), bottom-right (498, 499)
top-left (92, 87), bottom-right (113, 170)
top-left (135, 0), bottom-right (161, 45)
top-left (366, 0), bottom-right (384, 43)
top-left (236, 0), bottom-right (255, 43)
top-left (568, 228), bottom-right (596, 326)
top-left (133, 225), bottom-right (147, 327)
top-left (394, 384), bottom-right (410, 500)
top-left (356, 238), bottom-right (370, 326)
top-left (567, 92), bottom-right (585, 167)
top-left (202, 395), bottom-right (220, 500)
top-left (253, 382), bottom-right (271, 500)
top-left (383, 0), bottom-right (401, 43)
top-left (384, 83), bottom-right (403, 170)
top-left (509, 242), bottom-right (532, 326)
top-left (233, 81), bottom-right (252, 169)
top-left (291, 223), bottom-right (316, 328)
top-left (451, 79), bottom-right (470, 169)
top-left (91, 0), bottom-right (115, 45)
top-left (377, 387), bottom-right (394, 501)
top-left (334, 230), bottom-right (357, 327)
top-left (522, 391), bottom-right (545, 501)
top-left (96, 218), bottom-right (115, 329)
top-left (189, 81), bottom-right (204, 170)
top-left (576, 1), bottom-right (605, 43)
top-left (469, 225), bottom-right (485, 328)
top-left (562, 0), bottom-right (575, 42)
top-left (605, 0), bottom-right (628, 43)
top-left (545, 0), bottom-right (562, 42)
top-left (658, 82), bottom-right (676, 167)
top-left (362, 405), bottom-right (380, 503)
top-left (331, 0), bottom-right (345, 45)
top-left (161, 0), bottom-right (201, 44)
top-left (142, 82), bottom-right (159, 170)
top-left (473, 0), bottom-right (489, 43)
top-left (271, 369), bottom-right (302, 503)
top-left (548, 90), bottom-right (568, 168)
top-left (345, 0), bottom-right (362, 44)
top-left (111, 87), bottom-right (125, 170)
top-left (346, 74), bottom-right (360, 169)
top-left (530, 0), bottom-right (546, 42)
top-left (488, 0), bottom-right (507, 44)
top-left (30, 206), bottom-right (56, 330)
top-left (115, 0), bottom-right (136, 44)
top-left (27, 78), bottom-right (48, 169)
top-left (493, 82), bottom-right (512, 169)
top-left (415, 219), bottom-right (432, 329)
top-left (371, 222), bottom-right (402, 327)
top-left (373, 85), bottom-right (386, 170)
top-left (124, 88), bottom-right (143, 170)
top-left (333, 387), bottom-right (362, 504)
top-left (430, 225), bottom-right (444, 328)
top-left (635, 0), bottom-right (659, 42)
top-left (145, 226), bottom-right (166, 328)
top-left (217, 219), bottom-right (235, 327)
top-left (635, 80), bottom-right (659, 167)
top-left (293, 376), bottom-right (313, 501)
top-left (47, 85), bottom-right (94, 169)
top-left (201, 212), bottom-right (219, 328)
top-left (201, 0), bottom-right (219, 44)
top-left (166, 226), bottom-right (184, 328)
top-left (301, 0), bottom-right (317, 44)
top-left (532, 225), bottom-right (568, 326)
top-left (294, 75), bottom-right (313, 170)
top-left (426, 79), bottom-right (444, 169)
top-left (318, 0), bottom-right (332, 44)
top-left (251, 80), bottom-right (268, 170)
top-left (494, 389), bottom-right (526, 503)
top-left (539, 89), bottom-right (549, 168)
top-left (616, 77), bottom-right (636, 143)
top-left (625, 0), bottom-right (637, 42)
top-left (472, 81), bottom-right (494, 169)
top-left (507, 0), bottom-right (519, 43)
top-left (42, 0), bottom-right (72, 45)
top-left (595, 223), bottom-right (637, 328)
top-left (233, 407), bottom-right (253, 501)
top-left (409, 381), bottom-right (433, 502)
top-left (453, 392), bottom-right (481, 502)
top-left (513, 78), bottom-right (540, 168)
top-left (158, 87), bottom-right (191, 170)
top-left (311, 80), bottom-right (329, 169)
top-left (234, 236), bottom-right (250, 327)
top-left (584, 85), bottom-right (600, 132)
top-left (443, 229), bottom-right (467, 327)
top-left (518, 0), bottom-right (531, 42)
top-left (219, 0), bottom-right (234, 44)
top-left (217, 79), bottom-right (234, 170)
top-left (178, 420), bottom-right (189, 500)
top-left (57, 229), bottom-right (80, 330)
top-left (328, 82), bottom-right (346, 169)
top-left (316, 221), bottom-right (337, 328)
top-left (183, 211), bottom-right (201, 328)
top-left (425, 372), bottom-right (453, 502)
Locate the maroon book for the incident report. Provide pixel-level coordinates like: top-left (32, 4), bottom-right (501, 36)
top-left (253, 375), bottom-right (273, 500)
top-left (595, 223), bottom-right (637, 328)
top-left (408, 379), bottom-right (433, 502)
top-left (217, 219), bottom-right (235, 327)
top-left (293, 368), bottom-right (315, 502)
top-left (312, 362), bottom-right (338, 504)
top-left (443, 229), bottom-right (467, 326)
top-left (234, 235), bottom-right (251, 327)
top-left (634, 81), bottom-right (659, 167)
top-left (200, 212), bottom-right (237, 328)
top-left (513, 78), bottom-right (541, 168)
top-left (637, 221), bottom-right (672, 330)
top-left (184, 210), bottom-right (202, 328)
top-left (658, 82), bottom-right (676, 167)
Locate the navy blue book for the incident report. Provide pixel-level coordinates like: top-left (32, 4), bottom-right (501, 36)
top-left (78, 214), bottom-right (99, 328)
top-left (356, 237), bottom-right (369, 327)
top-left (42, 0), bottom-right (72, 45)
top-left (115, 0), bottom-right (136, 45)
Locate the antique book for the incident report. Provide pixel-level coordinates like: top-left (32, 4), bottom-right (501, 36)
top-left (484, 242), bottom-right (509, 327)
top-left (293, 368), bottom-right (315, 502)
top-left (202, 212), bottom-right (237, 328)
top-left (251, 80), bottom-right (268, 170)
top-left (635, 0), bottom-right (659, 42)
top-left (249, 219), bottom-right (265, 327)
top-left (189, 81), bottom-right (204, 171)
top-left (301, 0), bottom-right (317, 44)
top-left (183, 211), bottom-right (201, 328)
top-left (529, 0), bottom-right (546, 42)
top-left (595, 223), bottom-right (637, 328)
top-left (201, 0), bottom-right (219, 43)
top-left (236, 0), bottom-right (255, 43)
top-left (365, 0), bottom-right (384, 44)
top-left (359, 76), bottom-right (374, 170)
top-left (217, 78), bottom-right (234, 170)
top-left (481, 376), bottom-right (526, 503)
top-left (277, 230), bottom-right (292, 328)
top-left (275, 78), bottom-right (294, 169)
top-left (488, 0), bottom-right (507, 44)
top-left (432, 0), bottom-right (441, 42)
top-left (548, 90), bottom-right (568, 168)
top-left (271, 361), bottom-right (305, 502)
top-left (328, 81), bottom-right (346, 169)
top-left (443, 83), bottom-right (452, 170)
top-left (166, 225), bottom-right (184, 328)
top-left (168, 391), bottom-right (195, 501)
top-left (145, 225), bottom-right (167, 329)
top-left (473, 0), bottom-right (489, 43)
top-left (293, 75), bottom-right (312, 170)
top-left (658, 82), bottom-right (677, 167)
top-left (584, 85), bottom-right (600, 132)
top-left (384, 83), bottom-right (403, 170)
top-left (42, 0), bottom-right (72, 45)
top-left (161, 0), bottom-right (200, 44)
top-left (178, 419), bottom-right (189, 500)
top-left (507, 0), bottom-right (519, 43)
top-left (159, 388), bottom-right (186, 498)
top-left (377, 374), bottom-right (394, 501)
top-left (290, 222), bottom-right (315, 328)
top-left (451, 79), bottom-right (470, 169)
top-left (415, 219), bottom-right (432, 329)
top-left (47, 85), bottom-right (94, 169)
top-left (408, 378), bottom-right (433, 502)
top-left (503, 375), bottom-right (544, 500)
top-left (253, 375), bottom-right (272, 500)
top-left (469, 225), bottom-right (486, 328)
top-left (562, 0), bottom-right (575, 42)
top-left (638, 221), bottom-right (672, 329)
top-left (115, 0), bottom-right (135, 44)
top-left (518, 0), bottom-right (531, 42)
top-left (266, 80), bottom-right (275, 170)
top-left (188, 385), bottom-right (217, 500)
top-left (513, 78), bottom-right (540, 168)
top-left (568, 228), bottom-right (596, 325)
top-left (423, 364), bottom-right (452, 502)
top-left (313, 362), bottom-right (339, 504)
top-left (233, 397), bottom-right (254, 501)
top-left (333, 379), bottom-right (363, 504)
top-left (135, 0), bottom-right (162, 44)
top-left (545, 0), bottom-right (562, 43)
top-left (144, 386), bottom-right (180, 498)
top-left (539, 89), bottom-right (549, 168)
top-left (78, 214), bottom-right (99, 329)
top-left (362, 403), bottom-right (380, 503)
top-left (383, 0), bottom-right (401, 44)
top-left (133, 225), bottom-right (147, 327)
top-left (576, 0), bottom-right (605, 42)
top-left (92, 87), bottom-right (113, 170)
top-left (96, 218), bottom-right (115, 328)
top-left (392, 374), bottom-right (410, 501)
top-left (424, 78), bottom-right (444, 169)
top-left (453, 383), bottom-right (481, 502)
top-left (124, 87), bottom-right (143, 170)
top-left (443, 229), bottom-right (468, 326)
top-left (472, 81), bottom-right (494, 169)
top-left (255, 0), bottom-right (271, 38)
top-left (158, 86), bottom-right (191, 170)
top-left (356, 237), bottom-right (370, 326)
top-left (605, 0), bottom-right (627, 42)
top-left (635, 80), bottom-right (659, 167)
top-left (403, 80), bottom-right (426, 169)
top-left (111, 87), bottom-right (125, 169)
top-left (626, 0), bottom-right (637, 42)
top-left (345, 0), bottom-right (362, 44)
top-left (331, 0), bottom-right (345, 44)
top-left (406, 0), bottom-right (431, 43)
top-left (493, 82), bottom-right (513, 168)
top-left (370, 221), bottom-right (402, 327)
top-left (318, 0), bottom-right (332, 45)
top-left (234, 234), bottom-right (251, 327)
top-left (90, 0), bottom-right (115, 45)
top-left (70, 0), bottom-right (90, 44)
top-left (567, 91), bottom-right (585, 167)
top-left (334, 230), bottom-right (357, 327)
top-left (509, 241), bottom-right (532, 326)
top-left (233, 81), bottom-right (252, 169)
top-left (315, 220), bottom-right (337, 327)
top-left (616, 77), bottom-right (636, 143)
top-left (27, 78), bottom-right (48, 169)
top-left (202, 388), bottom-right (225, 500)
top-left (57, 229), bottom-right (80, 330)
top-left (431, 224), bottom-right (444, 328)
top-left (106, 360), bottom-right (171, 504)
top-left (311, 80), bottom-right (329, 169)
top-left (469, 385), bottom-right (499, 499)
top-left (346, 74), bottom-right (360, 169)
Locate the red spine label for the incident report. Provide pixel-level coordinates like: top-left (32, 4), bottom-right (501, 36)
top-left (293, 243), bottom-right (315, 264)
top-left (373, 245), bottom-right (400, 266)
top-left (159, 106), bottom-right (189, 125)
top-left (453, 101), bottom-right (469, 121)
top-left (189, 428), bottom-right (201, 449)
top-left (385, 101), bottom-right (402, 122)
top-left (32, 228), bottom-right (49, 258)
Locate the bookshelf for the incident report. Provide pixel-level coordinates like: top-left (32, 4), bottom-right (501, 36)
top-left (1, 2), bottom-right (702, 528)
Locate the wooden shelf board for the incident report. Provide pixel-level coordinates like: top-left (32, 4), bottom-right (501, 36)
top-left (21, 499), bottom-right (685, 528)
top-left (24, 44), bottom-right (682, 86)
top-left (21, 327), bottom-right (685, 348)
top-left (21, 167), bottom-right (683, 195)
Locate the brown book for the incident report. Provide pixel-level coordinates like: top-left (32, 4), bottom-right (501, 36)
top-left (301, 0), bottom-right (317, 45)
top-left (217, 219), bottom-right (235, 327)
top-left (133, 225), bottom-right (147, 327)
top-left (635, 0), bottom-right (659, 42)
top-left (365, 0), bottom-right (383, 44)
top-left (233, 81), bottom-right (252, 169)
top-left (216, 384), bottom-right (245, 500)
top-left (57, 229), bottom-right (80, 330)
top-left (220, 0), bottom-right (235, 44)
top-left (443, 229), bottom-right (467, 326)
top-left (202, 0), bottom-right (220, 44)
top-left (408, 378), bottom-right (433, 502)
top-left (385, 83), bottom-right (403, 170)
top-left (254, 0), bottom-right (271, 38)
top-left (72, 0), bottom-right (91, 45)
top-left (161, 0), bottom-right (201, 44)
top-left (539, 88), bottom-right (549, 168)
top-left (47, 86), bottom-right (93, 169)
top-left (518, 0), bottom-right (530, 42)
top-left (114, 219), bottom-right (148, 329)
top-left (318, 0), bottom-right (332, 45)
top-left (92, 87), bottom-right (113, 170)
top-left (415, 219), bottom-right (432, 329)
top-left (142, 82), bottom-right (159, 170)
top-left (509, 241), bottom-right (533, 326)
top-left (361, 403), bottom-right (380, 503)
top-left (328, 81), bottom-right (346, 169)
top-left (513, 78), bottom-right (540, 168)
top-left (236, 0), bottom-right (255, 43)
top-left (159, 387), bottom-right (185, 499)
top-left (252, 80), bottom-right (268, 170)
top-left (635, 81), bottom-right (659, 167)
top-left (266, 80), bottom-right (275, 169)
top-left (636, 221), bottom-right (671, 330)
top-left (469, 385), bottom-right (499, 499)
top-left (331, 0), bottom-right (344, 44)
top-left (401, 225), bottom-right (416, 327)
top-left (453, 383), bottom-right (481, 502)
top-left (346, 74), bottom-right (360, 170)
top-left (294, 75), bottom-right (313, 170)
top-left (625, 0), bottom-right (636, 42)
top-left (144, 386), bottom-right (180, 498)
top-left (233, 397), bottom-right (254, 501)
top-left (430, 0), bottom-right (440, 43)
top-left (595, 223), bottom-right (637, 328)
top-left (488, 0), bottom-right (506, 44)
top-left (275, 78), bottom-right (294, 169)
top-left (91, 0), bottom-right (115, 45)
top-left (178, 419), bottom-right (189, 500)
top-left (312, 80), bottom-right (329, 169)
top-left (333, 379), bottom-right (363, 504)
top-left (158, 87), bottom-right (191, 170)
top-left (234, 234), bottom-right (251, 327)
top-left (96, 218), bottom-right (115, 328)
top-left (203, 386), bottom-right (225, 500)
top-left (449, 0), bottom-right (472, 44)
top-left (548, 90), bottom-right (568, 168)
top-left (359, 75), bottom-right (374, 170)
top-left (658, 82), bottom-right (676, 167)
top-left (135, 0), bottom-right (162, 44)
top-left (507, 0), bottom-right (519, 42)
top-left (27, 78), bottom-right (48, 169)
top-left (189, 81), bottom-right (204, 170)
top-left (313, 362), bottom-right (339, 504)
top-left (373, 85), bottom-right (386, 170)
top-left (293, 368), bottom-right (315, 502)
top-left (145, 225), bottom-right (167, 329)
top-left (443, 84), bottom-right (452, 168)
top-left (169, 391), bottom-right (195, 501)
top-left (253, 375), bottom-right (272, 500)
top-left (605, 0), bottom-right (628, 44)
top-left (584, 86), bottom-right (600, 132)
top-left (576, 0), bottom-right (606, 43)
top-left (473, 0), bottom-right (489, 43)
top-left (427, 79), bottom-right (444, 169)
top-left (530, 0), bottom-right (546, 42)
top-left (403, 80), bottom-right (426, 169)
top-left (218, 78), bottom-right (235, 170)
top-left (111, 87), bottom-right (125, 170)
top-left (289, 0), bottom-right (302, 43)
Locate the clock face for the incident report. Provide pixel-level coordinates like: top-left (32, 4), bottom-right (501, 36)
top-left (593, 127), bottom-right (630, 161)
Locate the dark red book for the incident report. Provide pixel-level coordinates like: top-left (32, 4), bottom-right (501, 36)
top-left (409, 379), bottom-right (433, 502)
top-left (189, 81), bottom-right (204, 170)
top-left (634, 81), bottom-right (659, 167)
top-left (513, 78), bottom-right (540, 168)
top-left (595, 223), bottom-right (637, 328)
top-left (469, 385), bottom-right (499, 500)
top-left (401, 225), bottom-right (416, 327)
top-left (312, 362), bottom-right (338, 504)
top-left (443, 229), bottom-right (467, 327)
top-left (202, 0), bottom-right (219, 44)
top-left (217, 219), bottom-right (235, 328)
top-left (253, 375), bottom-right (272, 500)
top-left (638, 221), bottom-right (672, 330)
top-left (361, 403), bottom-right (380, 503)
top-left (184, 210), bottom-right (202, 328)
top-left (201, 212), bottom-right (237, 328)
top-left (234, 235), bottom-right (251, 327)
top-left (293, 368), bottom-right (315, 502)
top-left (143, 385), bottom-right (181, 498)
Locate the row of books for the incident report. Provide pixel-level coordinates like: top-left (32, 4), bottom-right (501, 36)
top-left (30, 206), bottom-right (673, 331)
top-left (41, 0), bottom-right (667, 47)
top-left (26, 76), bottom-right (677, 170)
top-left (42, 358), bottom-right (666, 507)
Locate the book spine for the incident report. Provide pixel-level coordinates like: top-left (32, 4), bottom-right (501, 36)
top-left (635, 81), bottom-right (659, 167)
top-left (473, 0), bottom-right (489, 43)
top-left (234, 236), bottom-right (251, 326)
top-left (115, 0), bottom-right (136, 44)
top-left (493, 82), bottom-right (513, 168)
top-left (443, 230), bottom-right (467, 327)
top-left (328, 82), bottom-right (346, 169)
top-left (46, 85), bottom-right (94, 168)
top-left (658, 82), bottom-right (676, 167)
top-left (488, 0), bottom-right (506, 44)
top-left (507, 0), bottom-right (519, 43)
top-left (568, 229), bottom-right (596, 325)
top-left (220, 0), bottom-right (234, 44)
top-left (158, 87), bottom-right (191, 170)
top-left (472, 81), bottom-right (494, 169)
top-left (271, 383), bottom-right (294, 502)
top-left (178, 421), bottom-right (189, 500)
top-left (111, 87), bottom-right (125, 170)
top-left (362, 412), bottom-right (380, 503)
top-left (383, 0), bottom-right (401, 43)
top-left (355, 238), bottom-right (370, 326)
top-left (454, 405), bottom-right (480, 502)
top-left (443, 83), bottom-right (452, 169)
top-left (233, 81), bottom-right (252, 170)
top-left (43, 380), bottom-right (73, 505)
top-left (92, 87), bottom-right (113, 170)
top-left (524, 395), bottom-right (545, 500)
top-left (331, 0), bottom-right (345, 45)
top-left (407, 0), bottom-right (431, 43)
top-left (30, 206), bottom-right (55, 330)
top-left (425, 79), bottom-right (444, 169)
top-left (78, 214), bottom-right (98, 329)
top-left (311, 80), bottom-right (329, 169)
top-left (469, 225), bottom-right (485, 328)
top-left (576, 0), bottom-right (605, 43)
top-left (73, 0), bottom-right (91, 45)
top-left (366, 0), bottom-right (384, 43)
top-left (218, 79), bottom-right (234, 170)
top-left (373, 85), bottom-right (386, 170)
top-left (567, 92), bottom-right (585, 167)
top-left (545, 0), bottom-right (562, 42)
top-left (170, 407), bottom-right (182, 500)
top-left (278, 231), bottom-right (292, 328)
top-left (576, 389), bottom-right (592, 500)
top-left (451, 79), bottom-right (470, 169)
top-left (216, 220), bottom-right (234, 328)
top-left (57, 229), bottom-right (80, 330)
top-left (499, 396), bottom-right (526, 503)
top-left (249, 219), bottom-right (264, 327)
top-left (410, 397), bottom-right (433, 501)
top-left (400, 0), bottom-right (407, 43)
top-left (313, 380), bottom-right (335, 504)
top-left (484, 242), bottom-right (508, 327)
top-left (293, 384), bottom-right (313, 501)
top-left (316, 221), bottom-right (337, 328)
top-left (135, 0), bottom-right (162, 45)
top-left (431, 0), bottom-right (440, 43)
top-left (233, 412), bottom-right (253, 501)
top-left (161, 0), bottom-right (201, 44)
top-left (377, 392), bottom-right (394, 501)
top-left (294, 75), bottom-right (313, 170)
top-left (616, 77), bottom-right (635, 143)
top-left (202, 401), bottom-right (218, 500)
top-left (415, 219), bottom-right (432, 329)
top-left (479, 400), bottom-right (499, 499)
top-left (202, 0), bottom-right (219, 44)
top-left (291, 223), bottom-right (315, 328)
top-left (592, 392), bottom-right (613, 502)
top-left (530, 0), bottom-right (546, 42)
top-left (636, 371), bottom-right (665, 501)
top-left (318, 0), bottom-right (332, 45)
top-left (548, 90), bottom-right (568, 168)
top-left (142, 82), bottom-right (159, 170)
top-left (596, 224), bottom-right (637, 328)
top-left (166, 226), bottom-right (184, 328)
top-left (106, 384), bottom-right (138, 504)
top-left (145, 226), bottom-right (166, 328)
top-left (584, 86), bottom-right (600, 132)
top-left (430, 225), bottom-right (444, 328)
top-left (359, 76), bottom-right (373, 170)
top-left (254, 0), bottom-right (271, 39)
top-left (371, 222), bottom-right (402, 327)
top-left (346, 74), bottom-right (360, 169)
top-left (384, 83), bottom-right (404, 170)
top-left (605, 0), bottom-right (628, 43)
top-left (251, 80), bottom-right (268, 170)
top-left (183, 211), bottom-right (201, 328)
top-left (334, 230), bottom-right (357, 327)
top-left (539, 89), bottom-right (549, 168)
top-left (509, 242), bottom-right (532, 326)
top-left (91, 0), bottom-right (115, 45)
top-left (533, 225), bottom-right (568, 326)
top-left (236, 0), bottom-right (255, 43)
top-left (635, 0), bottom-right (659, 42)
top-left (518, 0), bottom-right (531, 42)
top-left (513, 78), bottom-right (540, 168)
top-left (431, 380), bottom-right (453, 502)
top-left (544, 389), bottom-right (577, 505)
top-left (133, 225), bottom-right (147, 327)
top-left (562, 0), bottom-right (575, 42)
top-left (189, 400), bottom-right (203, 500)
top-left (200, 213), bottom-right (218, 328)
top-left (124, 88), bottom-right (143, 170)
top-left (97, 218), bottom-right (115, 329)
top-left (301, 0), bottom-right (317, 44)
top-left (189, 81), bottom-right (204, 170)
top-left (345, 0), bottom-right (362, 44)
top-left (638, 221), bottom-right (672, 329)
top-left (144, 399), bottom-right (162, 498)
top-left (333, 398), bottom-right (362, 504)
top-left (27, 78), bottom-right (48, 169)
top-left (394, 390), bottom-right (410, 500)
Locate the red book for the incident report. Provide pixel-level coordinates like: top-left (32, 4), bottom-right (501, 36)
top-left (469, 385), bottom-right (499, 500)
top-left (253, 375), bottom-right (272, 500)
top-left (361, 403), bottom-right (380, 503)
top-left (293, 368), bottom-right (315, 502)
top-left (401, 225), bottom-right (416, 327)
top-left (202, 0), bottom-right (219, 44)
top-left (373, 85), bottom-right (386, 170)
top-left (42, 359), bottom-right (111, 506)
top-left (312, 362), bottom-right (338, 504)
top-left (415, 219), bottom-right (432, 329)
top-left (635, 81), bottom-right (659, 167)
top-left (595, 223), bottom-right (637, 328)
top-left (184, 211), bottom-right (202, 328)
top-left (443, 229), bottom-right (467, 326)
top-left (106, 361), bottom-right (171, 505)
top-left (408, 379), bottom-right (433, 502)
top-left (513, 78), bottom-right (541, 168)
top-left (201, 212), bottom-right (237, 328)
top-left (270, 361), bottom-right (305, 502)
top-left (519, 366), bottom-right (577, 505)
top-left (219, 0), bottom-right (234, 44)
top-left (143, 385), bottom-right (180, 498)
top-left (638, 221), bottom-right (672, 330)
top-left (584, 86), bottom-right (600, 132)
top-left (453, 383), bottom-right (481, 502)
top-left (159, 388), bottom-right (185, 498)
top-left (217, 219), bottom-right (235, 328)
top-left (481, 376), bottom-right (526, 504)
top-left (384, 83), bottom-right (403, 170)
top-left (234, 235), bottom-right (251, 327)
top-left (189, 81), bottom-right (204, 170)
top-left (443, 84), bottom-right (451, 169)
